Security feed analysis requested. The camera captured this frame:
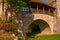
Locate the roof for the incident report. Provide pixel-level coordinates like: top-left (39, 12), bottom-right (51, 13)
top-left (30, 0), bottom-right (56, 9)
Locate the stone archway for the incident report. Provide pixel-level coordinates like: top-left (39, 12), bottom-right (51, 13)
top-left (33, 14), bottom-right (54, 33)
top-left (26, 19), bottom-right (52, 37)
top-left (36, 19), bottom-right (52, 35)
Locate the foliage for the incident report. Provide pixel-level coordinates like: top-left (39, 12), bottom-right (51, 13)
top-left (18, 36), bottom-right (24, 40)
top-left (6, 17), bottom-right (12, 23)
top-left (4, 0), bottom-right (31, 39)
top-left (7, 0), bottom-right (26, 12)
top-left (26, 22), bottom-right (40, 37)
top-left (0, 17), bottom-right (2, 23)
top-left (22, 0), bottom-right (31, 6)
top-left (4, 23), bottom-right (18, 34)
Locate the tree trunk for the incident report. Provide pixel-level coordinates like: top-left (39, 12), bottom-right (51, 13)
top-left (2, 0), bottom-right (6, 28)
top-left (2, 0), bottom-right (5, 22)
top-left (5, 8), bottom-right (8, 22)
top-left (18, 14), bottom-right (27, 40)
top-left (5, 3), bottom-right (9, 22)
top-left (22, 13), bottom-right (28, 40)
top-left (20, 23), bottom-right (27, 40)
top-left (13, 10), bottom-right (27, 40)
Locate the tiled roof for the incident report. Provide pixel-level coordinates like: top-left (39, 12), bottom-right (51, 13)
top-left (31, 0), bottom-right (56, 8)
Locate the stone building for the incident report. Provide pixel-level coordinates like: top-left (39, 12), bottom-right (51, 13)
top-left (25, 0), bottom-right (57, 34)
top-left (0, 0), bottom-right (60, 35)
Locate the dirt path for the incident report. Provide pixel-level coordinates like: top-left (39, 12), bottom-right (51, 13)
top-left (0, 30), bottom-right (14, 38)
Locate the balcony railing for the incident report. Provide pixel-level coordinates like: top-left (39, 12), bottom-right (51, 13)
top-left (31, 8), bottom-right (56, 16)
top-left (22, 7), bottom-right (56, 17)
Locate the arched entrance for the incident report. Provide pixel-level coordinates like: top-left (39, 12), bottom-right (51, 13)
top-left (26, 19), bottom-right (52, 37)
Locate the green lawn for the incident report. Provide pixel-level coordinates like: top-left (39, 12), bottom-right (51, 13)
top-left (0, 34), bottom-right (60, 40)
top-left (28, 34), bottom-right (60, 40)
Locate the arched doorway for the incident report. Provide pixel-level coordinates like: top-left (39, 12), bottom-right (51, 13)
top-left (26, 19), bottom-right (52, 37)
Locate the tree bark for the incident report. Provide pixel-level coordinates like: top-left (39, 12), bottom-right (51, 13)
top-left (5, 2), bottom-right (8, 22)
top-left (2, 0), bottom-right (5, 22)
top-left (18, 14), bottom-right (28, 40)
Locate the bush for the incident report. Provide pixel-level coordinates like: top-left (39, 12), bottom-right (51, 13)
top-left (4, 23), bottom-right (18, 34)
top-left (18, 36), bottom-right (24, 40)
top-left (6, 17), bottom-right (12, 23)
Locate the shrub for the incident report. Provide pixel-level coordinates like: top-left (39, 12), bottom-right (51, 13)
top-left (4, 23), bottom-right (18, 34)
top-left (6, 17), bottom-right (12, 23)
top-left (18, 36), bottom-right (24, 40)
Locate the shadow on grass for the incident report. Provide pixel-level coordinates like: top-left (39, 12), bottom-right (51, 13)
top-left (28, 34), bottom-right (60, 40)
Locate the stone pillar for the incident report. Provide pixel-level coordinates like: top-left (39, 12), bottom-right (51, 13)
top-left (56, 0), bottom-right (60, 18)
top-left (37, 3), bottom-right (39, 13)
top-left (43, 7), bottom-right (45, 14)
top-left (48, 8), bottom-right (50, 16)
top-left (54, 0), bottom-right (60, 34)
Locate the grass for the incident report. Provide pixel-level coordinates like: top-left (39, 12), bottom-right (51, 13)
top-left (0, 34), bottom-right (60, 40)
top-left (28, 34), bottom-right (60, 40)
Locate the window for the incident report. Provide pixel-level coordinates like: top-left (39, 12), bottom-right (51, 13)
top-left (22, 7), bottom-right (30, 14)
top-left (41, 0), bottom-right (46, 2)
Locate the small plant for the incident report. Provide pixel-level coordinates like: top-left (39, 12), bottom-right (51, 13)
top-left (18, 36), bottom-right (24, 40)
top-left (6, 17), bottom-right (12, 23)
top-left (4, 23), bottom-right (18, 34)
top-left (0, 17), bottom-right (2, 23)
